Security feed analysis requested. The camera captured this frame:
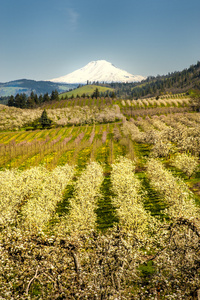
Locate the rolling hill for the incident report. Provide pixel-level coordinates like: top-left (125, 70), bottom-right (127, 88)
top-left (0, 79), bottom-right (77, 97)
top-left (59, 84), bottom-right (114, 99)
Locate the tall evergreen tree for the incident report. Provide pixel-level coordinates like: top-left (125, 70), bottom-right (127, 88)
top-left (92, 88), bottom-right (100, 98)
top-left (34, 94), bottom-right (39, 105)
top-left (38, 94), bottom-right (43, 104)
top-left (8, 95), bottom-right (15, 107)
top-left (51, 90), bottom-right (59, 101)
top-left (20, 93), bottom-right (27, 108)
top-left (39, 109), bottom-right (52, 128)
top-left (27, 96), bottom-right (35, 108)
top-left (43, 93), bottom-right (50, 103)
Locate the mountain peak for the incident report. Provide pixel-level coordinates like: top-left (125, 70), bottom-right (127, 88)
top-left (50, 60), bottom-right (145, 84)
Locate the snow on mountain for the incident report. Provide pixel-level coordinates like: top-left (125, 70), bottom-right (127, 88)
top-left (50, 60), bottom-right (145, 84)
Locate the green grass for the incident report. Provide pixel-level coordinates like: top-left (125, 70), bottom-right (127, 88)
top-left (140, 174), bottom-right (168, 219)
top-left (96, 172), bottom-right (119, 231)
top-left (59, 84), bottom-right (114, 99)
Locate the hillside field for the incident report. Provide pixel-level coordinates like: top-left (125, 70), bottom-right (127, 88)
top-left (0, 95), bottom-right (200, 299)
top-left (59, 84), bottom-right (114, 99)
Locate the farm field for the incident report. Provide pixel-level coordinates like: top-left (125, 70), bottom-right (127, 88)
top-left (0, 96), bottom-right (200, 299)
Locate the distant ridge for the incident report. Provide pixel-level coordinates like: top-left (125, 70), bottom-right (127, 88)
top-left (0, 79), bottom-right (77, 97)
top-left (50, 60), bottom-right (145, 84)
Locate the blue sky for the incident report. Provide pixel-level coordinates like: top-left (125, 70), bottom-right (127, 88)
top-left (1, 0), bottom-right (200, 82)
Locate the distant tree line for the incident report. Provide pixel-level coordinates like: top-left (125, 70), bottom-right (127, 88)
top-left (91, 88), bottom-right (116, 99)
top-left (7, 90), bottom-right (59, 108)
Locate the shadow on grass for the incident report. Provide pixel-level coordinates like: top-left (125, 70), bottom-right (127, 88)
top-left (96, 172), bottom-right (119, 231)
top-left (47, 183), bottom-right (75, 231)
top-left (141, 175), bottom-right (168, 220)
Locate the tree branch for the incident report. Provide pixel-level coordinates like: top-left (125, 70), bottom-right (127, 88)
top-left (26, 265), bottom-right (39, 296)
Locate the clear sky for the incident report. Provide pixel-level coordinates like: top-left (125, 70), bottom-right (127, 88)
top-left (1, 0), bottom-right (200, 82)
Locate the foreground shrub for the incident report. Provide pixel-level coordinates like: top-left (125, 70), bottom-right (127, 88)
top-left (0, 221), bottom-right (200, 299)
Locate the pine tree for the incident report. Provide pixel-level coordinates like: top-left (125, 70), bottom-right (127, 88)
top-left (27, 96), bottom-right (35, 108)
top-left (51, 90), bottom-right (59, 101)
top-left (38, 94), bottom-right (43, 104)
top-left (110, 91), bottom-right (116, 99)
top-left (92, 88), bottom-right (100, 98)
top-left (39, 109), bottom-right (52, 128)
top-left (43, 93), bottom-right (50, 103)
top-left (8, 95), bottom-right (15, 107)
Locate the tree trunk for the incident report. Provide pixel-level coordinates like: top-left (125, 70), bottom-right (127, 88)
top-left (197, 289), bottom-right (200, 300)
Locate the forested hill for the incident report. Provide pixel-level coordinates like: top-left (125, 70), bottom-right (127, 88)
top-left (104, 61), bottom-right (200, 99)
top-left (0, 79), bottom-right (77, 98)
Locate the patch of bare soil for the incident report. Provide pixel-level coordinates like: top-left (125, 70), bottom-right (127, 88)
top-left (191, 182), bottom-right (200, 196)
top-left (135, 166), bottom-right (146, 173)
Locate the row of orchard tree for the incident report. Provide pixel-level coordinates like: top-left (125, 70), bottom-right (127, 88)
top-left (7, 90), bottom-right (59, 109)
top-left (0, 158), bottom-right (199, 298)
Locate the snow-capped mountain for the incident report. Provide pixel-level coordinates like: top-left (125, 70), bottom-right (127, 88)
top-left (50, 60), bottom-right (145, 84)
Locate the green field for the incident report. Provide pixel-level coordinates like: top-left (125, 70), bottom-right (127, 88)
top-left (59, 84), bottom-right (114, 98)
